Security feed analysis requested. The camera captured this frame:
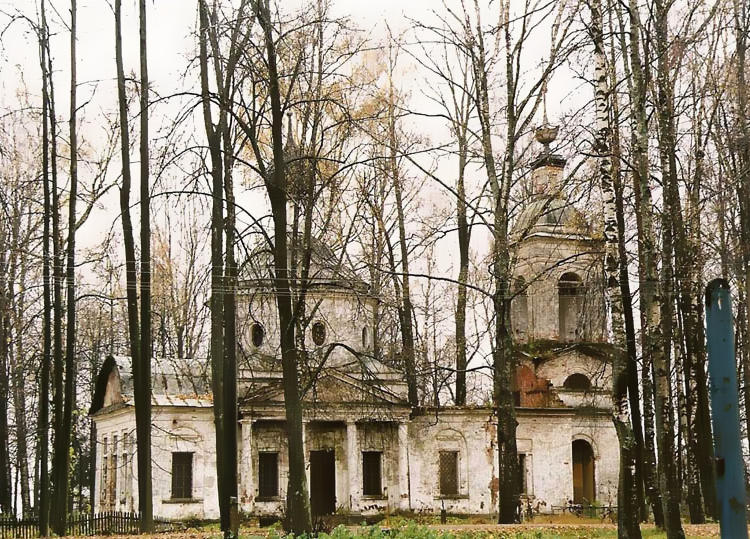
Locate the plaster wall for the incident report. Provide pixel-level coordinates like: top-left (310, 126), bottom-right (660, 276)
top-left (95, 405), bottom-right (619, 520)
top-left (407, 412), bottom-right (496, 515)
top-left (93, 405), bottom-right (218, 520)
top-left (513, 237), bottom-right (606, 342)
top-left (238, 291), bottom-right (375, 367)
top-left (516, 411), bottom-right (619, 508)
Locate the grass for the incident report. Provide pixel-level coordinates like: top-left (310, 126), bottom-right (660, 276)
top-left (174, 516), bottom-right (727, 539)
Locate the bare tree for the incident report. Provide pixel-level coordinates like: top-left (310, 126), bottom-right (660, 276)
top-left (114, 0), bottom-right (153, 529)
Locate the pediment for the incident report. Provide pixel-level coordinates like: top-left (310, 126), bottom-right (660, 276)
top-left (240, 369), bottom-right (406, 406)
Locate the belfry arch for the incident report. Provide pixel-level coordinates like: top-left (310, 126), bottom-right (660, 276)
top-left (558, 272), bottom-right (583, 341)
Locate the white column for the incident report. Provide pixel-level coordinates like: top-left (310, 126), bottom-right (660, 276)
top-left (346, 421), bottom-right (358, 510)
top-left (397, 422), bottom-right (410, 511)
top-left (240, 420), bottom-right (253, 508)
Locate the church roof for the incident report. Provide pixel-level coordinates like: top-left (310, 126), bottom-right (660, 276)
top-left (239, 233), bottom-right (369, 293)
top-left (90, 355), bottom-right (212, 415)
top-left (511, 195), bottom-right (593, 241)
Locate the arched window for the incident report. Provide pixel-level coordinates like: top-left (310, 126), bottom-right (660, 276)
top-left (511, 277), bottom-right (529, 338)
top-left (312, 321), bottom-right (327, 346)
top-left (564, 373), bottom-right (591, 391)
top-left (251, 323), bottom-right (265, 348)
top-left (558, 272), bottom-right (583, 341)
top-left (362, 326), bottom-right (369, 348)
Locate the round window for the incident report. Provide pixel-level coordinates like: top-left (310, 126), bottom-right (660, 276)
top-left (311, 321), bottom-right (326, 346)
top-left (251, 323), bottom-right (265, 348)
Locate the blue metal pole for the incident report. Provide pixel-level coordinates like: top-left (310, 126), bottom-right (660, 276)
top-left (705, 278), bottom-right (748, 538)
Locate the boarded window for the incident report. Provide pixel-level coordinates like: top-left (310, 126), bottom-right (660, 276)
top-left (362, 452), bottom-right (382, 496)
top-left (518, 454), bottom-right (527, 494)
top-left (258, 452), bottom-right (279, 498)
top-left (439, 451), bottom-right (459, 496)
top-left (171, 452), bottom-right (193, 499)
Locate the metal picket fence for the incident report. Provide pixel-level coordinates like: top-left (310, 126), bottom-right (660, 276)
top-left (0, 512), bottom-right (182, 538)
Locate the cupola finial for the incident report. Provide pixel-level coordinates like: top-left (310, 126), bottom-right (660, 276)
top-left (534, 76), bottom-right (558, 153)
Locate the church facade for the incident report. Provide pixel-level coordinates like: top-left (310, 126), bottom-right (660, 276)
top-left (89, 137), bottom-right (620, 521)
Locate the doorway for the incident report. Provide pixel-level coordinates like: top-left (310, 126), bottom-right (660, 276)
top-left (310, 449), bottom-right (336, 515)
top-left (572, 439), bottom-right (595, 504)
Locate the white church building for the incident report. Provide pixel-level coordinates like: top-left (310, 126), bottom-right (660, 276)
top-left (90, 139), bottom-right (620, 521)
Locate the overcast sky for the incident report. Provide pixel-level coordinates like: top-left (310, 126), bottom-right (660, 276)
top-left (0, 0), bottom-right (588, 292)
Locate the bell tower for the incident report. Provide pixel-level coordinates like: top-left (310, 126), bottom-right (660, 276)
top-left (510, 123), bottom-right (606, 344)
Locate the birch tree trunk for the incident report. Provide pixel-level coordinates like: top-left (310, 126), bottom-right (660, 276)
top-left (590, 0), bottom-right (641, 535)
top-left (605, 23), bottom-right (646, 515)
top-left (621, 0), bottom-right (665, 524)
top-left (732, 0), bottom-right (750, 457)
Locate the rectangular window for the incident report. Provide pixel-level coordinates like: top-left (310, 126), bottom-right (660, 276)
top-left (439, 451), bottom-right (459, 496)
top-left (258, 452), bottom-right (279, 498)
top-left (101, 456), bottom-right (108, 508)
top-left (110, 435), bottom-right (118, 508)
top-left (171, 452), bottom-right (193, 499)
top-left (362, 451), bottom-right (382, 496)
top-left (101, 437), bottom-right (108, 509)
top-left (518, 454), bottom-right (527, 494)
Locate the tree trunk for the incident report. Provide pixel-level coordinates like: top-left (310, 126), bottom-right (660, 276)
top-left (454, 73), bottom-right (471, 406)
top-left (469, 0), bottom-right (518, 521)
top-left (652, 9), bottom-right (687, 525)
top-left (0, 226), bottom-right (11, 515)
top-left (732, 0), bottom-right (750, 463)
top-left (254, 1), bottom-right (312, 533)
top-left (653, 16), bottom-right (687, 526)
top-left (114, 0), bottom-right (144, 526)
top-left (52, 2), bottom-right (78, 531)
top-left (387, 82), bottom-right (419, 408)
top-left (198, 2), bottom-right (227, 532)
top-left (11, 246), bottom-right (31, 515)
top-left (653, 0), bottom-right (714, 521)
top-left (606, 33), bottom-right (646, 517)
top-left (38, 3), bottom-right (52, 528)
top-left (46, 7), bottom-right (66, 526)
top-left (590, 1), bottom-right (641, 534)
top-left (135, 0), bottom-right (154, 530)
top-left (622, 0), bottom-right (664, 524)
